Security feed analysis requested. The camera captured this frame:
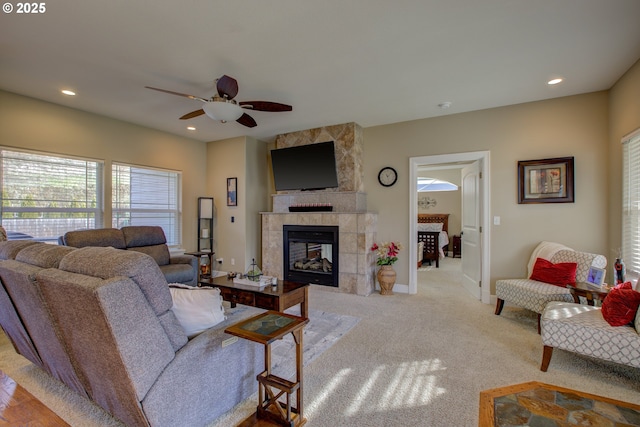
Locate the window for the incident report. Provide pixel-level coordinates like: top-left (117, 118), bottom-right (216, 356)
top-left (417, 177), bottom-right (458, 192)
top-left (112, 163), bottom-right (182, 247)
top-left (0, 148), bottom-right (103, 242)
top-left (622, 128), bottom-right (640, 278)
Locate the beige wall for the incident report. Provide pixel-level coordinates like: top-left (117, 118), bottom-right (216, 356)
top-left (608, 58), bottom-right (640, 264)
top-left (0, 90), bottom-right (207, 251)
top-left (206, 136), bottom-right (269, 273)
top-left (364, 91), bottom-right (610, 290)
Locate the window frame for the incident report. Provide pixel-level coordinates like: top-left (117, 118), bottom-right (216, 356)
top-left (622, 127), bottom-right (640, 281)
top-left (0, 147), bottom-right (104, 242)
top-left (111, 162), bottom-right (182, 248)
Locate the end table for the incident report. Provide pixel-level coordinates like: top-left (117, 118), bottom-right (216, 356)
top-left (568, 282), bottom-right (610, 306)
top-left (225, 311), bottom-right (309, 427)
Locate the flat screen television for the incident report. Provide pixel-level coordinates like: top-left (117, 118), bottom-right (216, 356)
top-left (271, 141), bottom-right (339, 191)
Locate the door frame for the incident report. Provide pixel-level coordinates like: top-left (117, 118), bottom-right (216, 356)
top-left (409, 151), bottom-right (491, 304)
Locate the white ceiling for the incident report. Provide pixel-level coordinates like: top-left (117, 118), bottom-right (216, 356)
top-left (2, 1), bottom-right (639, 143)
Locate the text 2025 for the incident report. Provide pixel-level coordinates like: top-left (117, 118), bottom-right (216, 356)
top-left (17, 3), bottom-right (46, 13)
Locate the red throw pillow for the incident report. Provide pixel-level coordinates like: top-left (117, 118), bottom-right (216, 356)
top-left (601, 282), bottom-right (640, 327)
top-left (529, 257), bottom-right (578, 287)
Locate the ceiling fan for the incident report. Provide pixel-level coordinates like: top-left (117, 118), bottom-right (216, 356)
top-left (145, 75), bottom-right (292, 128)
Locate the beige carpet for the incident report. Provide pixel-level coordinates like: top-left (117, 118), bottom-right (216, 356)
top-left (2, 258), bottom-right (640, 426)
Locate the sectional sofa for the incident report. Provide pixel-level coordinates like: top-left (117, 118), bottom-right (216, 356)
top-left (0, 240), bottom-right (263, 426)
top-left (61, 225), bottom-right (198, 286)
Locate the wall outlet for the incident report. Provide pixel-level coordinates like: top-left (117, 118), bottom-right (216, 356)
top-left (222, 336), bottom-right (238, 348)
top-left (216, 258), bottom-right (223, 264)
top-left (231, 258), bottom-right (235, 266)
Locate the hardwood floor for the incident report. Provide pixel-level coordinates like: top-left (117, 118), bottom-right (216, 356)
top-left (0, 369), bottom-right (69, 426)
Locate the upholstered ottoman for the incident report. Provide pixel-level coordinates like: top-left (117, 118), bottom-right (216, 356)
top-left (540, 301), bottom-right (640, 371)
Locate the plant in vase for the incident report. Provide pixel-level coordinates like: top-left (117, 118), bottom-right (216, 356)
top-left (371, 241), bottom-right (402, 295)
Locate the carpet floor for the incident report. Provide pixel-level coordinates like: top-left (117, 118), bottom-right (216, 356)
top-left (1, 259), bottom-right (639, 426)
top-left (212, 258), bottom-right (640, 426)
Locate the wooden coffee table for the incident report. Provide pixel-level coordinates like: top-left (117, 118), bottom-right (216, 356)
top-left (226, 311), bottom-right (309, 427)
top-left (199, 275), bottom-right (309, 318)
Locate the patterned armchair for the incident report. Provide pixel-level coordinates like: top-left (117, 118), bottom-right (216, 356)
top-left (540, 301), bottom-right (640, 371)
top-left (495, 244), bottom-right (607, 333)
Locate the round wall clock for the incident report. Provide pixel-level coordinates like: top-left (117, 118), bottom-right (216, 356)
top-left (378, 167), bottom-right (398, 187)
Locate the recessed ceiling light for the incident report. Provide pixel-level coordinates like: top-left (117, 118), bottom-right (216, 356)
top-left (547, 78), bottom-right (563, 85)
top-left (61, 89), bottom-right (76, 96)
top-left (187, 126), bottom-right (196, 131)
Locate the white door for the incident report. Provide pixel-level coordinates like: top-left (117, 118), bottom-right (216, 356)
top-left (461, 161), bottom-right (482, 299)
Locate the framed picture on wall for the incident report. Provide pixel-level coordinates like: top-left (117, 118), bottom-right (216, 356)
top-left (517, 157), bottom-right (574, 204)
top-left (227, 177), bottom-right (237, 206)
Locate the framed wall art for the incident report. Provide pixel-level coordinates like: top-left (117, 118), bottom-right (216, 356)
top-left (517, 157), bottom-right (574, 204)
top-left (227, 177), bottom-right (237, 206)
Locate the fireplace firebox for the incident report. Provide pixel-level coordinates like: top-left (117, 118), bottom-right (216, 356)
top-left (283, 225), bottom-right (339, 287)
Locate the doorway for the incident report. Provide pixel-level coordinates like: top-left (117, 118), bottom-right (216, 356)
top-left (409, 151), bottom-right (491, 304)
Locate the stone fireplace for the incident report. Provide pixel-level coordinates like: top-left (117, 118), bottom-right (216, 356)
top-left (261, 122), bottom-right (378, 296)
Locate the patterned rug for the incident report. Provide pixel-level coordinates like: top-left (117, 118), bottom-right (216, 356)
top-left (270, 307), bottom-right (360, 379)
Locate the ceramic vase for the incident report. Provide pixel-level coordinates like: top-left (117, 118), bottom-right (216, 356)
top-left (377, 265), bottom-right (396, 295)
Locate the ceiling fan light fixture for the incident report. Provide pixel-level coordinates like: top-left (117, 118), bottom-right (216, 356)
top-left (202, 100), bottom-right (243, 122)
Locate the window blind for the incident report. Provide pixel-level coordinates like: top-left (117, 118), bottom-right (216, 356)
top-left (0, 148), bottom-right (103, 242)
top-left (622, 129), bottom-right (640, 277)
top-left (112, 163), bottom-right (181, 247)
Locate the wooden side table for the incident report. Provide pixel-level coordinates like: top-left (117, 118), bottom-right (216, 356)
top-left (568, 282), bottom-right (610, 306)
top-left (225, 311), bottom-right (309, 427)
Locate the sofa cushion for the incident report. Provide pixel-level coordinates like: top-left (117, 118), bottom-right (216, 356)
top-left (601, 282), bottom-right (640, 327)
top-left (122, 225), bottom-right (167, 247)
top-left (128, 244), bottom-right (170, 266)
top-left (529, 257), bottom-right (577, 286)
top-left (161, 264), bottom-right (196, 286)
top-left (169, 285), bottom-right (226, 338)
top-left (58, 246), bottom-right (187, 351)
top-left (64, 228), bottom-right (126, 249)
top-left (0, 240), bottom-right (40, 260)
top-left (15, 243), bottom-right (76, 268)
top-left (495, 278), bottom-right (574, 314)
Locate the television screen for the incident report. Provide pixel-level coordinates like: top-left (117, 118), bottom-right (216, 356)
top-left (271, 141), bottom-right (339, 191)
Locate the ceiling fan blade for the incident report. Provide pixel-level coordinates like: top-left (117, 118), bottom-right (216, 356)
top-left (239, 101), bottom-right (292, 112)
top-left (145, 86), bottom-right (208, 102)
top-left (179, 109), bottom-right (205, 120)
top-left (236, 113), bottom-right (257, 128)
top-left (216, 75), bottom-right (239, 99)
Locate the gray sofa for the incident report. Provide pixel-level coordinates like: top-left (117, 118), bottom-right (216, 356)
top-left (62, 225), bottom-right (198, 286)
top-left (0, 240), bottom-right (263, 427)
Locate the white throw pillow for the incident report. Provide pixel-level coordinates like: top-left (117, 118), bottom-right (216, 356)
top-left (417, 222), bottom-right (443, 232)
top-left (169, 284), bottom-right (226, 338)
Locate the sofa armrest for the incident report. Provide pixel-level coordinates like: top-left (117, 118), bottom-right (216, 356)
top-left (141, 325), bottom-right (263, 426)
top-left (169, 254), bottom-right (196, 266)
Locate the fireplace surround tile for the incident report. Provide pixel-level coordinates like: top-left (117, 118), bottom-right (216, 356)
top-left (261, 211), bottom-right (378, 296)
